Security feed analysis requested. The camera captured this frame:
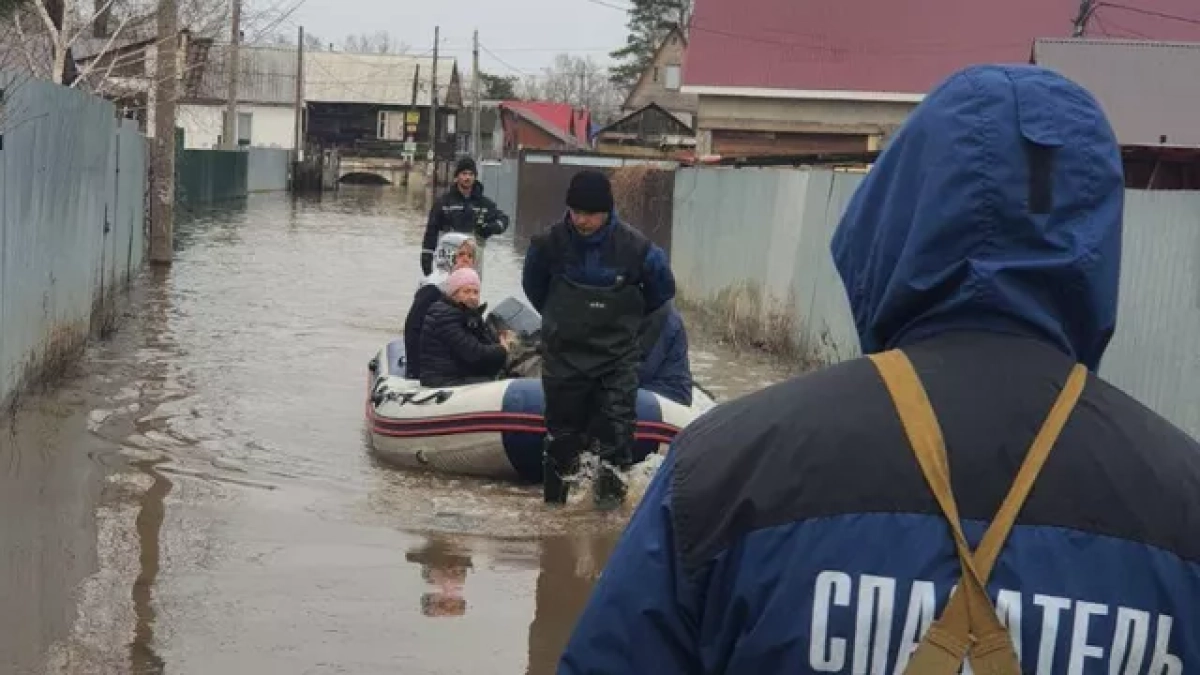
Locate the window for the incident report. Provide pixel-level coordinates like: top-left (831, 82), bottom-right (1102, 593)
top-left (221, 111), bottom-right (253, 146)
top-left (665, 65), bottom-right (681, 91)
top-left (445, 114), bottom-right (457, 136)
top-left (237, 112), bottom-right (252, 146)
top-left (377, 110), bottom-right (406, 140)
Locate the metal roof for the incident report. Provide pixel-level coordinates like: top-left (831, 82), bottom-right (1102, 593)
top-left (188, 44), bottom-right (297, 105)
top-left (1034, 38), bottom-right (1200, 148)
top-left (303, 51), bottom-right (459, 107)
top-left (685, 0), bottom-right (1200, 96)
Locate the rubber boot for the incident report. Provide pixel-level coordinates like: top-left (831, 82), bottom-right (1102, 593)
top-left (543, 434), bottom-right (582, 505)
top-left (592, 442), bottom-right (631, 510)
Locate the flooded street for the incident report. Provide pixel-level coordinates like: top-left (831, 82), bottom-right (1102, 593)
top-left (2, 187), bottom-right (791, 674)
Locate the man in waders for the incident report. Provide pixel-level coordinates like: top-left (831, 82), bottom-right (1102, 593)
top-left (522, 170), bottom-right (676, 508)
top-left (559, 65), bottom-right (1200, 673)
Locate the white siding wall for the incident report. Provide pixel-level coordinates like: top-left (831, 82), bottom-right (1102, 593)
top-left (178, 104), bottom-right (297, 150)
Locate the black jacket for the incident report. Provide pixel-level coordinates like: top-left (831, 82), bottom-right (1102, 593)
top-left (420, 182), bottom-right (509, 275)
top-left (402, 284), bottom-right (442, 380)
top-left (418, 298), bottom-right (507, 387)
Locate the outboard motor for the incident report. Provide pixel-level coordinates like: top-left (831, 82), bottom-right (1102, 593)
top-left (486, 296), bottom-right (542, 342)
top-left (487, 296), bottom-right (544, 378)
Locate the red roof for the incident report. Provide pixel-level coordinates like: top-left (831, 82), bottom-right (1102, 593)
top-left (684, 0), bottom-right (1200, 95)
top-left (500, 101), bottom-right (591, 146)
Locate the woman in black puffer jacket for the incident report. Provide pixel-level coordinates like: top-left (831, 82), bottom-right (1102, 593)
top-left (418, 267), bottom-right (514, 387)
top-left (404, 236), bottom-right (477, 380)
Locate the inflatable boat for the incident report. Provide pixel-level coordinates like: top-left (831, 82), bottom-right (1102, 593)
top-left (366, 297), bottom-right (716, 483)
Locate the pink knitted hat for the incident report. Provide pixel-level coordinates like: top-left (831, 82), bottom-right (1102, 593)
top-left (444, 267), bottom-right (481, 297)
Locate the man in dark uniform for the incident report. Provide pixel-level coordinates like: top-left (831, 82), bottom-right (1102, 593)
top-left (522, 170), bottom-right (676, 508)
top-left (420, 157), bottom-right (509, 275)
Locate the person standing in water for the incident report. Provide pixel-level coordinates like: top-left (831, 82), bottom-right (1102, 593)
top-left (421, 157), bottom-right (509, 276)
top-left (521, 170), bottom-right (676, 508)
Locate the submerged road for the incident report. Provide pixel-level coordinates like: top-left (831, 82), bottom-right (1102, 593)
top-left (1, 187), bottom-right (790, 674)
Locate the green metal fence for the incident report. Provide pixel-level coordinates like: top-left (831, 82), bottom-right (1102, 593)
top-left (175, 128), bottom-right (249, 205)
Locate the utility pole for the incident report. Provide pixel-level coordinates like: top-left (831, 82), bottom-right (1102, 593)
top-left (293, 25), bottom-right (304, 160)
top-left (150, 0), bottom-right (177, 264)
top-left (471, 29), bottom-right (481, 158)
top-left (1072, 0), bottom-right (1096, 37)
top-left (222, 0), bottom-right (242, 149)
top-left (429, 25), bottom-right (440, 189)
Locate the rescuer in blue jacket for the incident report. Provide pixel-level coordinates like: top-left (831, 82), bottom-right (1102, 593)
top-left (637, 300), bottom-right (693, 406)
top-left (522, 170), bottom-right (676, 508)
top-left (559, 64), bottom-right (1200, 674)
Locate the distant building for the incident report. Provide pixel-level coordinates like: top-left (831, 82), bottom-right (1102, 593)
top-left (72, 26), bottom-right (199, 135)
top-left (496, 101), bottom-right (590, 157)
top-left (456, 100), bottom-right (502, 159)
top-left (593, 103), bottom-right (695, 158)
top-left (1035, 37), bottom-right (1200, 190)
top-left (682, 0), bottom-right (1200, 159)
top-left (302, 51), bottom-right (463, 159)
top-left (177, 45), bottom-right (298, 149)
top-left (621, 25), bottom-right (697, 127)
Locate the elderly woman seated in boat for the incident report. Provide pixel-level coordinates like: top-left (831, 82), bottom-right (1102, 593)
top-left (404, 236), bottom-right (478, 380)
top-left (418, 267), bottom-right (516, 387)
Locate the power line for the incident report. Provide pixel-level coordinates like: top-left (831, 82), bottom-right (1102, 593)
top-left (1098, 2), bottom-right (1200, 27)
top-left (580, 0), bottom-right (630, 10)
top-left (479, 43), bottom-right (535, 76)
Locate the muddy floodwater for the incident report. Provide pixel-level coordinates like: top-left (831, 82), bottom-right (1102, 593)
top-left (1, 187), bottom-right (793, 674)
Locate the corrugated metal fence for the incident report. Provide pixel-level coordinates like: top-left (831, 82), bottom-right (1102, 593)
top-left (177, 146), bottom-right (248, 206)
top-left (247, 147), bottom-right (291, 193)
top-left (672, 166), bottom-right (1200, 440)
top-left (0, 75), bottom-right (148, 407)
top-left (480, 159), bottom-right (518, 225)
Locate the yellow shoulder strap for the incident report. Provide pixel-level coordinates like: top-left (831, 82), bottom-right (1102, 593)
top-left (868, 349), bottom-right (1087, 675)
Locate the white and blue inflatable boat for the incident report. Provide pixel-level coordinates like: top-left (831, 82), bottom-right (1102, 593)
top-left (365, 298), bottom-right (716, 483)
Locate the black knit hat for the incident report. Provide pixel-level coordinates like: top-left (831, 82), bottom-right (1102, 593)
top-left (565, 170), bottom-right (614, 214)
top-left (454, 157), bottom-right (477, 177)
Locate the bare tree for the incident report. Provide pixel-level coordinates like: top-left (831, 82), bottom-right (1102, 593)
top-left (2, 0), bottom-right (302, 89)
top-left (342, 30), bottom-right (408, 55)
top-left (519, 53), bottom-right (623, 124)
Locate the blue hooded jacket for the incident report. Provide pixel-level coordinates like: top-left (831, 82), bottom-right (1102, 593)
top-left (558, 65), bottom-right (1200, 674)
top-left (637, 301), bottom-right (693, 406)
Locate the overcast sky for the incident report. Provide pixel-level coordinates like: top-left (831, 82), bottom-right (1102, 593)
top-left (285, 0), bottom-right (630, 76)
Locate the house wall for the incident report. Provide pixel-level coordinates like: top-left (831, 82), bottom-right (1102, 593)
top-left (502, 115), bottom-right (568, 156)
top-left (178, 104), bottom-right (297, 149)
top-left (306, 101), bottom-right (457, 151)
top-left (695, 94), bottom-right (917, 155)
top-left (671, 166), bottom-right (1200, 440)
top-left (624, 31), bottom-right (698, 116)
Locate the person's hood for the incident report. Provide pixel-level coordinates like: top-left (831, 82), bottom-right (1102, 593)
top-left (420, 269), bottom-right (449, 288)
top-left (831, 64), bottom-right (1124, 370)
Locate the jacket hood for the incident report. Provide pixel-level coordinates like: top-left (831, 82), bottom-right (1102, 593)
top-left (831, 64), bottom-right (1124, 370)
top-left (561, 210), bottom-right (621, 246)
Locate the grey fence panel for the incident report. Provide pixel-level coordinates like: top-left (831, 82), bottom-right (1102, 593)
top-left (671, 165), bottom-right (1200, 439)
top-left (0, 74), bottom-right (147, 406)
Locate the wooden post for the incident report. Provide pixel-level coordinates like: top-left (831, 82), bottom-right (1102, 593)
top-left (429, 25), bottom-right (440, 192)
top-left (292, 24), bottom-right (304, 172)
top-left (222, 0), bottom-right (241, 149)
top-left (149, 0), bottom-right (177, 264)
